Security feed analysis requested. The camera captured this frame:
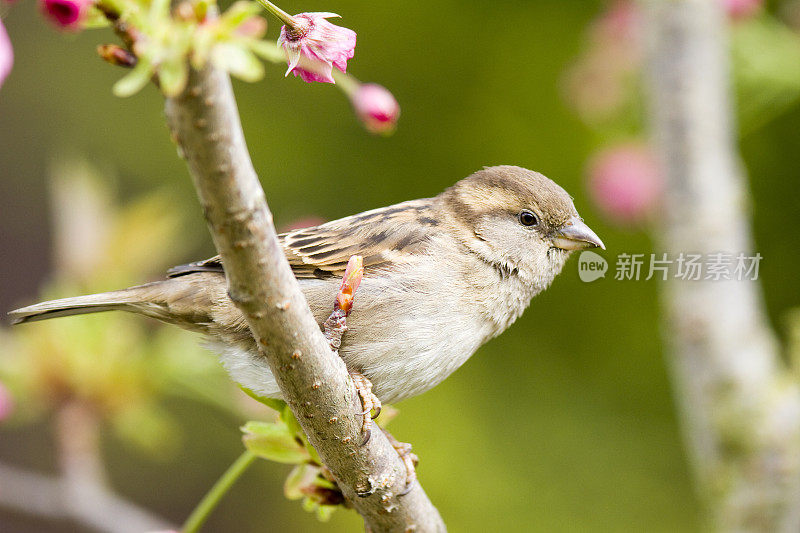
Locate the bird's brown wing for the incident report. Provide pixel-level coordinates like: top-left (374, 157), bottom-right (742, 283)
top-left (167, 198), bottom-right (439, 280)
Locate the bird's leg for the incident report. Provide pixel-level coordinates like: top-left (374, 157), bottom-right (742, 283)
top-left (323, 256), bottom-right (379, 444)
top-left (381, 427), bottom-right (418, 494)
top-left (349, 370), bottom-right (381, 444)
top-left (320, 256), bottom-right (416, 487)
top-left (322, 256), bottom-right (363, 353)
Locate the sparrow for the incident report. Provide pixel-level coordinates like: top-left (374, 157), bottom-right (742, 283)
top-left (9, 165), bottom-right (604, 405)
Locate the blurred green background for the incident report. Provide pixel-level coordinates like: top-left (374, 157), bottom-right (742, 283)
top-left (1, 0), bottom-right (799, 531)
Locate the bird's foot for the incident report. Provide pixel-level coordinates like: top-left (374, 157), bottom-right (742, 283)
top-left (382, 427), bottom-right (418, 495)
top-left (349, 370), bottom-right (381, 445)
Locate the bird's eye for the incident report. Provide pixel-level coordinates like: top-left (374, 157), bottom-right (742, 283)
top-left (518, 210), bottom-right (539, 227)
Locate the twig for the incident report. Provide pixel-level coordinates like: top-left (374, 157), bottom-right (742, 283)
top-left (0, 404), bottom-right (173, 532)
top-left (164, 66), bottom-right (445, 532)
top-left (55, 401), bottom-right (175, 532)
top-left (182, 450), bottom-right (258, 533)
top-left (644, 1), bottom-right (800, 530)
top-left (0, 461), bottom-right (70, 519)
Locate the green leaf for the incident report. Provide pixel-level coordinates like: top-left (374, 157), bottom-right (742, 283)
top-left (250, 40), bottom-right (284, 64)
top-left (279, 404), bottom-right (322, 464)
top-left (280, 404), bottom-right (302, 435)
top-left (239, 386), bottom-right (286, 412)
top-left (241, 421), bottom-right (309, 464)
top-left (284, 464), bottom-right (310, 500)
top-left (220, 1), bottom-right (262, 30)
top-left (312, 476), bottom-right (337, 490)
top-left (191, 30), bottom-right (215, 70)
top-left (239, 395), bottom-right (322, 465)
top-left (158, 57), bottom-right (190, 97)
top-left (732, 14), bottom-right (800, 134)
top-left (149, 0), bottom-right (171, 19)
top-left (316, 505), bottom-right (335, 522)
top-left (194, 0), bottom-right (212, 22)
top-left (302, 497), bottom-right (316, 513)
top-left (211, 43), bottom-right (264, 82)
top-left (112, 58), bottom-right (154, 97)
top-left (83, 6), bottom-right (111, 28)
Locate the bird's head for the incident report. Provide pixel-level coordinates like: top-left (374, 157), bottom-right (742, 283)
top-left (441, 165), bottom-right (604, 289)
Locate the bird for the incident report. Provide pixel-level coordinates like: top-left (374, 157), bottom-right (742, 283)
top-left (9, 165), bottom-right (604, 406)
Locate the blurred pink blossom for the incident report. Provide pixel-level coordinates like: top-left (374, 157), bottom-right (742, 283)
top-left (591, 0), bottom-right (642, 46)
top-left (721, 0), bottom-right (763, 20)
top-left (0, 381), bottom-right (14, 422)
top-left (235, 16), bottom-right (267, 38)
top-left (350, 83), bottom-right (400, 135)
top-left (40, 0), bottom-right (91, 30)
top-left (587, 143), bottom-right (662, 225)
top-left (280, 216), bottom-right (326, 232)
top-left (563, 0), bottom-right (643, 123)
top-left (0, 19), bottom-right (12, 90)
top-left (278, 12), bottom-right (356, 83)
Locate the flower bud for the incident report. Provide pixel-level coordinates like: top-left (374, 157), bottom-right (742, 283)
top-left (40, 0), bottom-right (92, 30)
top-left (336, 255), bottom-right (363, 315)
top-left (97, 44), bottom-right (137, 68)
top-left (350, 83), bottom-right (400, 135)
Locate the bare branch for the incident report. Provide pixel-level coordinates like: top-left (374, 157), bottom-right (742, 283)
top-left (163, 66), bottom-right (445, 532)
top-left (644, 0), bottom-right (800, 529)
top-left (0, 403), bottom-right (172, 532)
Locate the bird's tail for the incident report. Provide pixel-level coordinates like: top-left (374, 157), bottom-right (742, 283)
top-left (7, 278), bottom-right (201, 326)
top-left (8, 287), bottom-right (151, 325)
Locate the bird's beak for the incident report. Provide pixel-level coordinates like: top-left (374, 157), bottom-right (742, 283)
top-left (551, 217), bottom-right (605, 251)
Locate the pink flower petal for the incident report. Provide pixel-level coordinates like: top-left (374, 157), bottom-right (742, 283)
top-left (0, 19), bottom-right (12, 90)
top-left (278, 12), bottom-right (356, 84)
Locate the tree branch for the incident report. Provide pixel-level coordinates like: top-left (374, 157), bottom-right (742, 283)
top-left (644, 1), bottom-right (800, 529)
top-left (0, 402), bottom-right (173, 533)
top-left (0, 462), bottom-right (172, 532)
top-left (163, 66), bottom-right (445, 532)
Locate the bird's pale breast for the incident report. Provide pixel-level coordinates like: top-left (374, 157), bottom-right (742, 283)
top-left (215, 240), bottom-right (512, 404)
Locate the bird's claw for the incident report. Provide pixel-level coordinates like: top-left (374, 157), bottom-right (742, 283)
top-left (350, 370), bottom-right (381, 444)
top-left (348, 372), bottom-right (417, 493)
top-left (382, 428), bottom-right (418, 495)
top-left (359, 428), bottom-right (371, 447)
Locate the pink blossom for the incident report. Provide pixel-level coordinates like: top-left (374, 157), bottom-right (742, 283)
top-left (0, 381), bottom-right (14, 422)
top-left (721, 0), bottom-right (762, 20)
top-left (278, 12), bottom-right (356, 84)
top-left (40, 0), bottom-right (92, 30)
top-left (350, 83), bottom-right (400, 134)
top-left (0, 19), bottom-right (12, 90)
top-left (564, 0), bottom-right (643, 123)
top-left (587, 144), bottom-right (662, 225)
top-left (591, 0), bottom-right (642, 46)
top-left (280, 216), bottom-right (326, 232)
top-left (235, 16), bottom-right (267, 38)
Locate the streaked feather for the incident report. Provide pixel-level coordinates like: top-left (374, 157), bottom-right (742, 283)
top-left (168, 198), bottom-right (440, 280)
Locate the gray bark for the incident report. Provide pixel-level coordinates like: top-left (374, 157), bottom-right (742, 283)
top-left (644, 1), bottom-right (800, 530)
top-left (163, 66), bottom-right (446, 532)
